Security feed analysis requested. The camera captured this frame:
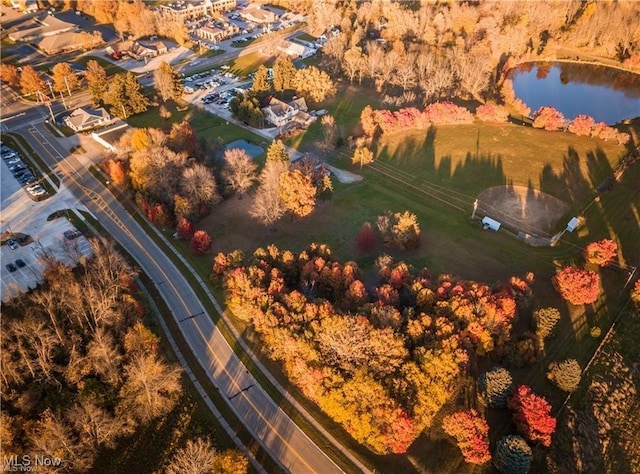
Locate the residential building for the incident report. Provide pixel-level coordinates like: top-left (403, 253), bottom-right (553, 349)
top-left (239, 4), bottom-right (277, 24)
top-left (37, 31), bottom-right (103, 55)
top-left (8, 13), bottom-right (77, 42)
top-left (91, 122), bottom-right (129, 153)
top-left (118, 40), bottom-right (170, 60)
top-left (159, 0), bottom-right (236, 20)
top-left (64, 107), bottom-right (111, 132)
top-left (262, 97), bottom-right (313, 128)
top-left (197, 23), bottom-right (238, 42)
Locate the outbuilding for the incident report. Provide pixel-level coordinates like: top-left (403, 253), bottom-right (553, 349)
top-left (481, 216), bottom-right (501, 231)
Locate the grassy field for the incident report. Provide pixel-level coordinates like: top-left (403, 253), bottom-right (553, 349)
top-left (75, 55), bottom-right (129, 76)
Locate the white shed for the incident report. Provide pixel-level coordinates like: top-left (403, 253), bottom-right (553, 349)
top-left (566, 217), bottom-right (580, 232)
top-left (482, 216), bottom-right (501, 231)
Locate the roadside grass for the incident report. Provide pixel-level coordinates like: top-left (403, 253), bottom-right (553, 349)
top-left (75, 55), bottom-right (128, 76)
top-left (224, 51), bottom-right (274, 77)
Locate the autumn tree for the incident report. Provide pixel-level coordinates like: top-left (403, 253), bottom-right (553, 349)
top-left (478, 367), bottom-right (513, 408)
top-left (166, 437), bottom-right (217, 474)
top-left (114, 0), bottom-right (156, 40)
top-left (360, 105), bottom-right (378, 137)
top-left (175, 218), bottom-right (195, 240)
top-left (294, 65), bottom-right (336, 103)
top-left (154, 61), bottom-right (183, 102)
top-left (532, 106), bottom-right (565, 131)
top-left (103, 72), bottom-right (149, 119)
top-left (553, 266), bottom-right (600, 305)
top-left (442, 410), bottom-right (491, 465)
top-left (51, 62), bottom-right (81, 95)
top-left (250, 160), bottom-right (288, 229)
top-left (266, 139), bottom-right (290, 163)
top-left (493, 435), bottom-right (532, 474)
top-left (168, 119), bottom-right (202, 159)
top-left (630, 280), bottom-right (640, 312)
top-left (251, 64), bottom-right (271, 97)
top-left (352, 146), bottom-right (374, 170)
top-left (568, 114), bottom-right (596, 136)
top-left (105, 159), bottom-right (126, 187)
top-left (355, 222), bottom-right (377, 253)
top-left (584, 239), bottom-right (617, 266)
top-left (547, 359), bottom-right (581, 392)
top-left (377, 211), bottom-right (422, 250)
top-left (507, 385), bottom-right (556, 447)
top-left (19, 65), bottom-right (46, 99)
top-left (221, 148), bottom-right (258, 196)
top-left (212, 450), bottom-right (249, 474)
top-left (320, 114), bottom-right (338, 152)
top-left (279, 169), bottom-right (317, 218)
top-left (190, 230), bottom-right (212, 255)
top-left (181, 164), bottom-right (220, 211)
top-left (0, 63), bottom-right (20, 88)
top-left (534, 307), bottom-right (561, 342)
top-left (272, 54), bottom-right (297, 93)
top-left (85, 59), bottom-right (108, 106)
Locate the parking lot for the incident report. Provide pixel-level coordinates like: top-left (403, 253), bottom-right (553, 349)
top-left (1, 154), bottom-right (92, 302)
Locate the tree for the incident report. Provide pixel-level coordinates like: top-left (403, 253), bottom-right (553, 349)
top-left (631, 279), bottom-right (640, 312)
top-left (120, 353), bottom-right (182, 422)
top-left (266, 139), bottom-right (290, 163)
top-left (584, 239), bottom-right (617, 266)
top-left (343, 46), bottom-right (365, 83)
top-left (553, 266), bottom-right (600, 305)
top-left (105, 159), bottom-right (126, 187)
top-left (294, 66), bottom-right (336, 103)
top-left (272, 54), bottom-right (296, 93)
top-left (154, 61), bottom-right (183, 102)
top-left (168, 119), bottom-right (201, 159)
top-left (478, 367), bottom-right (513, 408)
top-left (250, 160), bottom-right (288, 229)
top-left (166, 437), bottom-right (217, 474)
top-left (85, 59), bottom-right (107, 106)
top-left (0, 64), bottom-right (20, 88)
top-left (493, 435), bottom-right (532, 474)
top-left (229, 91), bottom-right (264, 127)
top-left (103, 72), bottom-right (149, 119)
top-left (360, 105), bottom-right (378, 137)
top-left (547, 359), bottom-right (581, 392)
top-left (279, 169), bottom-right (317, 218)
top-left (442, 410), bottom-right (491, 465)
top-left (19, 65), bottom-right (46, 99)
top-left (212, 450), bottom-right (249, 474)
top-left (221, 148), bottom-right (258, 196)
top-left (190, 230), bottom-right (212, 255)
top-left (52, 62), bottom-right (81, 95)
top-left (251, 64), bottom-right (271, 97)
top-left (452, 48), bottom-right (493, 101)
top-left (532, 106), bottom-right (565, 131)
top-left (568, 114), bottom-right (595, 136)
top-left (533, 307), bottom-right (561, 340)
top-left (507, 385), bottom-right (556, 447)
top-left (320, 115), bottom-right (338, 152)
top-left (181, 164), bottom-right (220, 210)
top-left (175, 218), bottom-right (195, 240)
top-left (355, 222), bottom-right (377, 253)
top-left (377, 211), bottom-right (422, 251)
top-left (67, 400), bottom-right (131, 449)
top-left (352, 146), bottom-right (374, 170)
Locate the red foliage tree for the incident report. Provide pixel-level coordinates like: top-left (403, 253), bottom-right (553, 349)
top-left (507, 385), bottom-right (556, 447)
top-left (175, 217), bottom-right (195, 240)
top-left (532, 106), bottom-right (565, 131)
top-left (476, 104), bottom-right (509, 123)
top-left (567, 114), bottom-right (595, 136)
top-left (106, 159), bottom-right (126, 186)
top-left (423, 101), bottom-right (474, 125)
top-left (190, 230), bottom-right (212, 255)
top-left (355, 222), bottom-right (377, 253)
top-left (442, 409), bottom-right (491, 465)
top-left (553, 266), bottom-right (600, 305)
top-left (584, 239), bottom-right (617, 266)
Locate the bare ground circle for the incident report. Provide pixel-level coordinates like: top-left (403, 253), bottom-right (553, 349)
top-left (477, 185), bottom-right (569, 236)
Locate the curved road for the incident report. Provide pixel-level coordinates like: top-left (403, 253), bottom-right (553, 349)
top-left (23, 121), bottom-right (343, 474)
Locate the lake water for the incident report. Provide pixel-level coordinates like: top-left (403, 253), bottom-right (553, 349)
top-left (508, 62), bottom-right (640, 124)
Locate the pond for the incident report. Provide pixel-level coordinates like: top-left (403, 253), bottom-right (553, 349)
top-left (507, 62), bottom-right (640, 125)
top-left (225, 139), bottom-right (264, 158)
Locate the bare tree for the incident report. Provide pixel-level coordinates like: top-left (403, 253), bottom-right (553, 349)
top-left (249, 161), bottom-right (288, 230)
top-left (8, 317), bottom-right (61, 388)
top-left (452, 47), bottom-right (493, 102)
top-left (221, 148), bottom-right (258, 197)
top-left (320, 115), bottom-right (338, 152)
top-left (67, 400), bottom-right (132, 449)
top-left (181, 164), bottom-right (220, 208)
top-left (87, 327), bottom-right (123, 386)
top-left (166, 437), bottom-right (217, 474)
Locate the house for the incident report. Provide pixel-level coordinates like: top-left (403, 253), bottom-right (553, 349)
top-left (91, 122), bottom-right (129, 153)
top-left (159, 0), bottom-right (236, 20)
top-left (197, 23), bottom-right (238, 42)
top-left (64, 107), bottom-right (111, 132)
top-left (262, 97), bottom-right (314, 128)
top-left (37, 30), bottom-right (103, 55)
top-left (121, 40), bottom-right (170, 60)
top-left (8, 13), bottom-right (77, 42)
top-left (240, 4), bottom-right (277, 24)
top-left (276, 40), bottom-right (316, 59)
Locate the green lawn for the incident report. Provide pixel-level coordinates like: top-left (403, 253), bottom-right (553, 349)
top-left (224, 52), bottom-right (274, 78)
top-left (75, 55), bottom-right (129, 76)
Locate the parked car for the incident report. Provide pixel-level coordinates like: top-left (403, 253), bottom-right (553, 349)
top-left (15, 259), bottom-right (26, 268)
top-left (6, 239), bottom-right (19, 250)
top-left (64, 229), bottom-right (82, 240)
top-left (6, 263), bottom-right (17, 272)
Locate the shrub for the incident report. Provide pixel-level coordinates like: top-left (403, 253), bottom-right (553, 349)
top-left (589, 326), bottom-right (601, 338)
top-left (567, 114), bottom-right (595, 136)
top-left (553, 266), bottom-right (600, 305)
top-left (423, 101), bottom-right (474, 124)
top-left (584, 239), bottom-right (617, 267)
top-left (476, 103), bottom-right (509, 122)
top-left (547, 359), bottom-right (581, 392)
top-left (507, 385), bottom-right (556, 447)
top-left (175, 218), bottom-right (194, 240)
top-left (190, 230), bottom-right (212, 255)
top-left (533, 307), bottom-right (561, 340)
top-left (442, 410), bottom-right (491, 465)
top-left (493, 435), bottom-right (532, 474)
top-left (478, 367), bottom-right (513, 408)
top-left (532, 106), bottom-right (565, 131)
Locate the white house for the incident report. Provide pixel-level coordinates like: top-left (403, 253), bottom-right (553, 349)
top-left (262, 97), bottom-right (312, 127)
top-left (91, 122), bottom-right (129, 153)
top-left (64, 107), bottom-right (111, 132)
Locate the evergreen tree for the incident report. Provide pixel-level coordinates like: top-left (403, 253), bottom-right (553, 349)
top-left (547, 359), bottom-right (581, 392)
top-left (272, 54), bottom-right (296, 93)
top-left (479, 367), bottom-right (513, 408)
top-left (266, 139), bottom-right (290, 163)
top-left (154, 61), bottom-right (183, 102)
top-left (534, 307), bottom-right (561, 341)
top-left (251, 65), bottom-right (271, 97)
top-left (493, 435), bottom-right (532, 474)
top-left (85, 60), bottom-right (107, 106)
top-left (103, 72), bottom-right (149, 119)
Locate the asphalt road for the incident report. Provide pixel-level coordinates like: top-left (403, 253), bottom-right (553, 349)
top-left (20, 120), bottom-right (343, 474)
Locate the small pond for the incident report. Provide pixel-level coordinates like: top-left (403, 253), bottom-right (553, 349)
top-left (507, 62), bottom-right (640, 124)
top-left (225, 139), bottom-right (264, 158)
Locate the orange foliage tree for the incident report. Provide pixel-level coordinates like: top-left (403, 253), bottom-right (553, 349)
top-left (553, 266), bottom-right (600, 305)
top-left (584, 239), bottom-right (617, 266)
top-left (442, 410), bottom-right (491, 464)
top-left (190, 230), bottom-right (212, 255)
top-left (278, 169), bottom-right (317, 218)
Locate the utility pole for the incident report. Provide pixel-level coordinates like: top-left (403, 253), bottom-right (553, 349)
top-left (46, 81), bottom-right (54, 97)
top-left (59, 91), bottom-right (67, 110)
top-left (63, 75), bottom-right (72, 96)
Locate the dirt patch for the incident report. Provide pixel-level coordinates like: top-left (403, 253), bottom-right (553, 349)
top-left (477, 185), bottom-right (569, 236)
